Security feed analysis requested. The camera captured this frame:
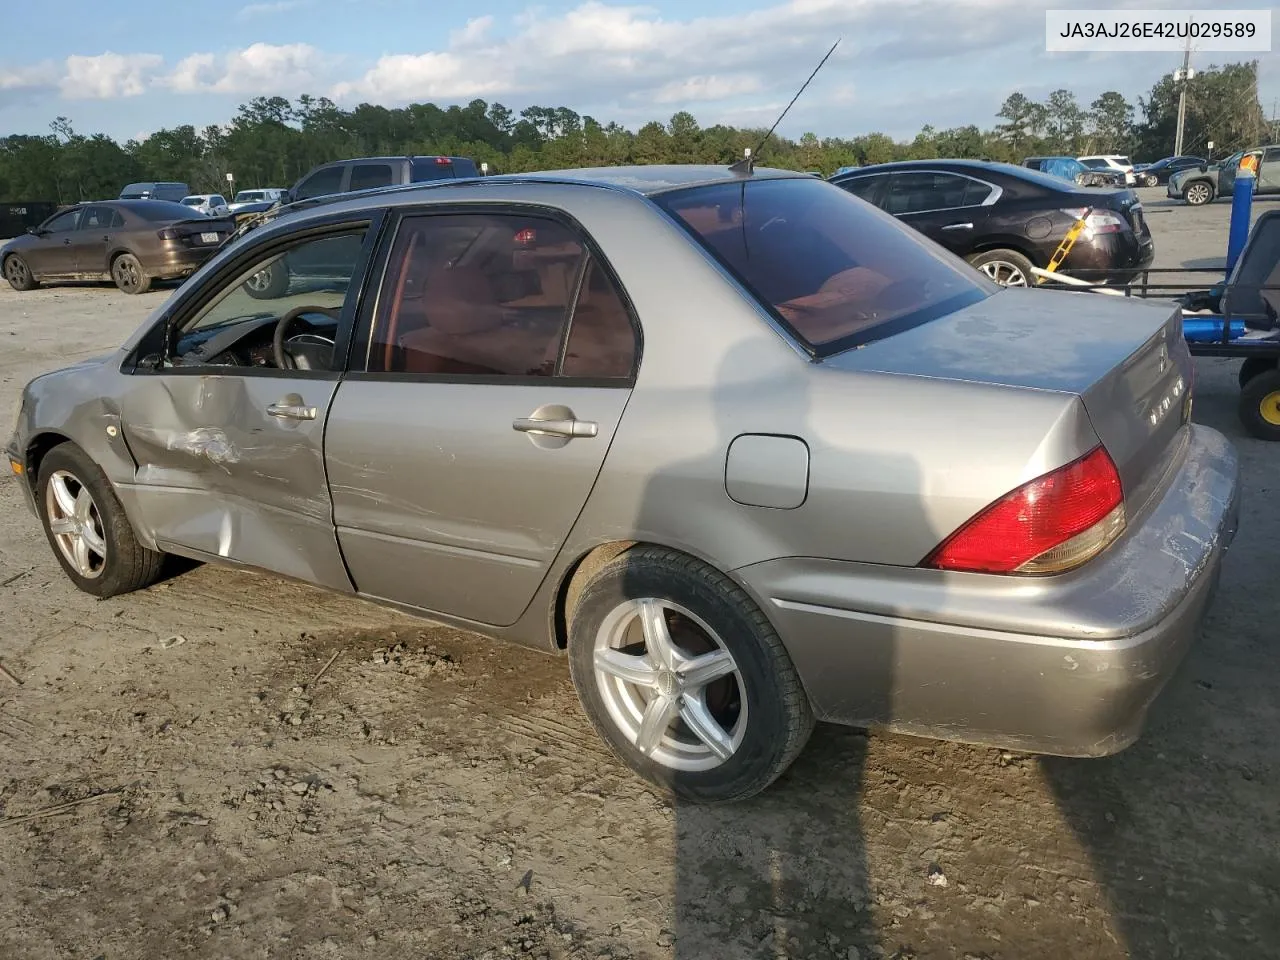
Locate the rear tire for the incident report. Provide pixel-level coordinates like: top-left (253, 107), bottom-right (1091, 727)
top-left (243, 260), bottom-right (289, 299)
top-left (1184, 181), bottom-right (1215, 206)
top-left (111, 252), bottom-right (151, 294)
top-left (1239, 368), bottom-right (1280, 441)
top-left (1238, 357), bottom-right (1278, 389)
top-left (3, 254), bottom-right (38, 291)
top-left (567, 546), bottom-right (815, 803)
top-left (967, 249), bottom-right (1034, 287)
top-left (36, 442), bottom-right (165, 597)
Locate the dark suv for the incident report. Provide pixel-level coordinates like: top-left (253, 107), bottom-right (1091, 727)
top-left (830, 159), bottom-right (1154, 287)
top-left (285, 156), bottom-right (481, 202)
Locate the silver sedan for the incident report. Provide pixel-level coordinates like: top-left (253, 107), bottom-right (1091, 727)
top-left (6, 165), bottom-right (1240, 802)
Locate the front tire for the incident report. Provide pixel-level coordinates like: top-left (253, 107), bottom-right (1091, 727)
top-left (111, 252), bottom-right (151, 294)
top-left (1238, 356), bottom-right (1278, 389)
top-left (1184, 181), bottom-right (1215, 206)
top-left (3, 254), bottom-right (38, 291)
top-left (1239, 368), bottom-right (1280, 441)
top-left (567, 546), bottom-right (815, 803)
top-left (36, 443), bottom-right (165, 597)
top-left (967, 248), bottom-right (1034, 287)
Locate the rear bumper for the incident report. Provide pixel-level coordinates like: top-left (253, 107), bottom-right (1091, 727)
top-left (153, 245), bottom-right (218, 279)
top-left (1066, 231), bottom-right (1155, 283)
top-left (734, 424), bottom-right (1240, 757)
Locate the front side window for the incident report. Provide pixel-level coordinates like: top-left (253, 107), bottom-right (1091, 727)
top-left (655, 176), bottom-right (994, 354)
top-left (366, 212), bottom-right (636, 379)
top-left (43, 210), bottom-right (81, 232)
top-left (294, 165), bottom-right (344, 200)
top-left (837, 175), bottom-right (886, 204)
top-left (166, 227), bottom-right (369, 372)
top-left (882, 172), bottom-right (977, 215)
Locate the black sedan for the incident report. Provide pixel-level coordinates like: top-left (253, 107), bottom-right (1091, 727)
top-left (1137, 155), bottom-right (1207, 187)
top-left (830, 159), bottom-right (1154, 287)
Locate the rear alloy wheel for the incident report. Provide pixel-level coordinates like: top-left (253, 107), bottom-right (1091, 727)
top-left (1238, 356), bottom-right (1278, 389)
top-left (3, 254), bottom-right (38, 291)
top-left (1145, 174), bottom-right (1159, 187)
top-left (967, 249), bottom-right (1034, 288)
top-left (242, 260), bottom-right (289, 299)
top-left (567, 546), bottom-right (814, 803)
top-left (1239, 368), bottom-right (1280, 441)
top-left (36, 442), bottom-right (164, 597)
top-left (111, 252), bottom-right (151, 294)
top-left (1184, 181), bottom-right (1214, 206)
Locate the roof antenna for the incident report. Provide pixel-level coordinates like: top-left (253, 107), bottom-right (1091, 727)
top-left (730, 37), bottom-right (841, 176)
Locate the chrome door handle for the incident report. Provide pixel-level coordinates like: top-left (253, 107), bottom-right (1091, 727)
top-left (513, 417), bottom-right (598, 438)
top-left (941, 222), bottom-right (974, 231)
top-left (266, 401), bottom-right (317, 421)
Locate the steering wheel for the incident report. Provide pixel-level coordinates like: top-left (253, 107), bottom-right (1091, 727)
top-left (272, 305), bottom-right (342, 370)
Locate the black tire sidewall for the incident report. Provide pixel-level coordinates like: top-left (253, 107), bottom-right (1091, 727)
top-left (112, 254), bottom-right (143, 294)
top-left (243, 261), bottom-right (288, 299)
top-left (1238, 357), bottom-right (1278, 389)
top-left (1238, 369), bottom-right (1280, 441)
top-left (567, 549), bottom-right (812, 803)
top-left (36, 444), bottom-right (144, 598)
top-left (4, 254), bottom-right (35, 291)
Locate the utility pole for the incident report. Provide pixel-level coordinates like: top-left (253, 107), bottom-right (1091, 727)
top-left (1174, 40), bottom-right (1193, 157)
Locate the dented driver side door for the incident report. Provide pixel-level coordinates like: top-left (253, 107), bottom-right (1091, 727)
top-left (114, 220), bottom-right (380, 592)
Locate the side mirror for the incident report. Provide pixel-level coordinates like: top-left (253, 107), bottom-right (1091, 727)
top-left (26, 226), bottom-right (45, 236)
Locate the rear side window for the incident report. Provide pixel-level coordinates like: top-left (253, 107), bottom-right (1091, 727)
top-left (295, 165), bottom-right (344, 200)
top-left (655, 177), bottom-right (994, 354)
top-left (349, 163), bottom-right (395, 191)
top-left (366, 213), bottom-right (636, 379)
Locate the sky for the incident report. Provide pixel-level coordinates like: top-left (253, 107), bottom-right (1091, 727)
top-left (2, 0), bottom-right (1278, 144)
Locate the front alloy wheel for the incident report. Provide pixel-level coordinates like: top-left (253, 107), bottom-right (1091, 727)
top-left (45, 469), bottom-right (108, 580)
top-left (1185, 182), bottom-right (1214, 206)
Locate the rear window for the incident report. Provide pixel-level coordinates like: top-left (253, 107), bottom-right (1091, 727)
top-left (181, 197), bottom-right (203, 206)
top-left (130, 200), bottom-right (202, 221)
top-left (653, 176), bottom-right (995, 354)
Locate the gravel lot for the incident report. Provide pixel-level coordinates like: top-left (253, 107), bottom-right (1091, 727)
top-left (1, 189), bottom-right (1278, 960)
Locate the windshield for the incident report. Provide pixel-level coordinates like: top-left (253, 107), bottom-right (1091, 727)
top-left (1115, 156), bottom-right (1132, 167)
top-left (653, 176), bottom-right (996, 355)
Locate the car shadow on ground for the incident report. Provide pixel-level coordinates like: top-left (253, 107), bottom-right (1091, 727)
top-left (1041, 366), bottom-right (1280, 959)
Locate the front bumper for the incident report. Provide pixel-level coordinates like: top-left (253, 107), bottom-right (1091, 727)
top-left (734, 424), bottom-right (1240, 757)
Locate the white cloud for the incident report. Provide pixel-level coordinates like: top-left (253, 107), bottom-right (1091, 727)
top-left (333, 52), bottom-right (507, 101)
top-left (60, 52), bottom-right (163, 99)
top-left (650, 75), bottom-right (764, 104)
top-left (164, 43), bottom-right (322, 94)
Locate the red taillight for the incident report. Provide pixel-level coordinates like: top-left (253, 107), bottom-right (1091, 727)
top-left (157, 227), bottom-right (179, 240)
top-left (923, 446), bottom-right (1125, 575)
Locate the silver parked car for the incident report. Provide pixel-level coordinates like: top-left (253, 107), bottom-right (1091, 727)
top-left (6, 166), bottom-right (1240, 802)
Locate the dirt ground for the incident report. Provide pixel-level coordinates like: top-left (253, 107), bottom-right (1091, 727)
top-left (1, 191), bottom-right (1278, 960)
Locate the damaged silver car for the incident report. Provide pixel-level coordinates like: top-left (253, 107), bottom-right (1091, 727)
top-left (7, 165), bottom-right (1240, 802)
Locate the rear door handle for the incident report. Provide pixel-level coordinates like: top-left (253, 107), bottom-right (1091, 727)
top-left (266, 401), bottom-right (317, 421)
top-left (941, 222), bottom-right (974, 231)
top-left (513, 417), bottom-right (598, 438)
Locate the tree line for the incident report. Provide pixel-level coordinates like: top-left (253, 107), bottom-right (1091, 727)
top-left (0, 60), bottom-right (1268, 204)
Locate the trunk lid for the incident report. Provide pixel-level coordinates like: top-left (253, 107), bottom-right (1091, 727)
top-left (824, 286), bottom-right (1192, 500)
top-left (166, 217), bottom-right (235, 248)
